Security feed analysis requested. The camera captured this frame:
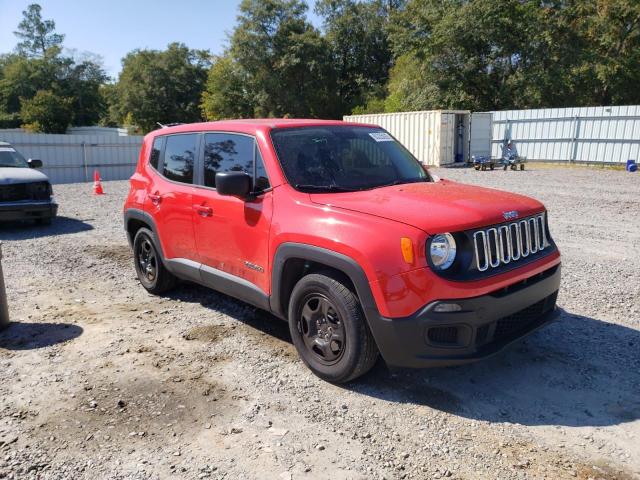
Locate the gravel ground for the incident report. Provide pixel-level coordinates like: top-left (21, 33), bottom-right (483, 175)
top-left (0, 166), bottom-right (638, 480)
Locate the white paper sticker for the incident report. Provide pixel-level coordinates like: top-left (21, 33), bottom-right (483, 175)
top-left (369, 132), bottom-right (394, 142)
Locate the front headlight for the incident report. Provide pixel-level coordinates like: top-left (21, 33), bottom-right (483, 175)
top-left (429, 233), bottom-right (457, 270)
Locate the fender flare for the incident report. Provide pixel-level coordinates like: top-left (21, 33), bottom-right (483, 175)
top-left (123, 208), bottom-right (166, 263)
top-left (270, 242), bottom-right (382, 330)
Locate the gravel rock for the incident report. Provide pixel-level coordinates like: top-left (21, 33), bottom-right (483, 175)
top-left (0, 169), bottom-right (638, 479)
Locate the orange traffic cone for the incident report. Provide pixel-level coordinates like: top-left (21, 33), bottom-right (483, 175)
top-left (93, 170), bottom-right (104, 195)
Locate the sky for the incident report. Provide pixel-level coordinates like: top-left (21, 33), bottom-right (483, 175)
top-left (0, 0), bottom-right (322, 80)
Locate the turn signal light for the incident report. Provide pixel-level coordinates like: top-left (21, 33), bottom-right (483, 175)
top-left (400, 237), bottom-right (414, 264)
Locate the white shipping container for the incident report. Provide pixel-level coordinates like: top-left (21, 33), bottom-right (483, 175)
top-left (343, 110), bottom-right (491, 166)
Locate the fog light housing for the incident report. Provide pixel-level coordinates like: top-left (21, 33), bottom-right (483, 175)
top-left (433, 303), bottom-right (462, 313)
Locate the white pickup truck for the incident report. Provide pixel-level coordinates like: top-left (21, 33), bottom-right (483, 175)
top-left (0, 141), bottom-right (57, 225)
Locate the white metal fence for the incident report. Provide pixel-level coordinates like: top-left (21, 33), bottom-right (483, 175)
top-left (0, 131), bottom-right (143, 184)
top-left (490, 105), bottom-right (640, 164)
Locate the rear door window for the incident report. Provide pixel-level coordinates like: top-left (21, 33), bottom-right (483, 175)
top-left (203, 133), bottom-right (270, 191)
top-left (162, 134), bottom-right (197, 184)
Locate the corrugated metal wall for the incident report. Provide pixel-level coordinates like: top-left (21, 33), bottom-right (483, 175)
top-left (490, 105), bottom-right (640, 164)
top-left (344, 111), bottom-right (470, 166)
top-left (0, 132), bottom-right (143, 184)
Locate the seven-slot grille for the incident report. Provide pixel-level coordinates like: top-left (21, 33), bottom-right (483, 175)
top-left (473, 213), bottom-right (549, 272)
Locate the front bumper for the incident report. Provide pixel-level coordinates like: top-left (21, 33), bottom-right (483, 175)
top-left (0, 200), bottom-right (58, 222)
top-left (369, 264), bottom-right (561, 368)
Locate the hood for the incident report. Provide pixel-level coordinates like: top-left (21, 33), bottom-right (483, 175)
top-left (309, 180), bottom-right (544, 234)
top-left (0, 167), bottom-right (50, 185)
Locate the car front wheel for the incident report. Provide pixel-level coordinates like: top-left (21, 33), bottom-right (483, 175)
top-left (288, 272), bottom-right (379, 383)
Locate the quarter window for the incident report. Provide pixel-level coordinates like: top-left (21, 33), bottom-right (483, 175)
top-left (203, 133), bottom-right (270, 191)
top-left (162, 134), bottom-right (197, 184)
top-left (149, 137), bottom-right (163, 170)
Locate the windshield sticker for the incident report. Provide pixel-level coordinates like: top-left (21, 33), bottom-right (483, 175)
top-left (369, 132), bottom-right (394, 142)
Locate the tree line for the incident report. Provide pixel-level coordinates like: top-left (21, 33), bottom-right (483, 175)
top-left (1, 0), bottom-right (638, 134)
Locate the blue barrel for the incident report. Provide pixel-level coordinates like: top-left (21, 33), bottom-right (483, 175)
top-left (627, 159), bottom-right (637, 172)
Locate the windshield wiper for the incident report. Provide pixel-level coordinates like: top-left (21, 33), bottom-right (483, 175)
top-left (367, 179), bottom-right (428, 189)
top-left (294, 184), bottom-right (361, 192)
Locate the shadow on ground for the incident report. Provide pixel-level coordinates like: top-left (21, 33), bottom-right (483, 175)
top-left (161, 283), bottom-right (640, 429)
top-left (0, 322), bottom-right (83, 350)
top-left (350, 309), bottom-right (640, 428)
top-left (0, 216), bottom-right (93, 240)
top-left (166, 283), bottom-right (291, 344)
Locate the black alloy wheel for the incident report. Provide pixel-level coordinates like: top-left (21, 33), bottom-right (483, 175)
top-left (133, 227), bottom-right (177, 294)
top-left (298, 293), bottom-right (346, 365)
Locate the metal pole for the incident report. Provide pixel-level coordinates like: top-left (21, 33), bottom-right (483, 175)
top-left (571, 116), bottom-right (581, 163)
top-left (0, 243), bottom-right (9, 331)
top-left (82, 142), bottom-right (89, 182)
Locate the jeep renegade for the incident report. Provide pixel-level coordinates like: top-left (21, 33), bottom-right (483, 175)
top-left (124, 120), bottom-right (561, 383)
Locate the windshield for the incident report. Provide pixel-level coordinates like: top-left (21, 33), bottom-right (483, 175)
top-left (270, 126), bottom-right (430, 192)
top-left (0, 147), bottom-right (28, 168)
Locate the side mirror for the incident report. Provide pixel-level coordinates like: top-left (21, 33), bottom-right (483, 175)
top-left (215, 171), bottom-right (252, 198)
top-left (28, 159), bottom-right (43, 169)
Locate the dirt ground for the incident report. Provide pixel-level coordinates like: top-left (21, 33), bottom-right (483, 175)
top-left (0, 166), bottom-right (638, 480)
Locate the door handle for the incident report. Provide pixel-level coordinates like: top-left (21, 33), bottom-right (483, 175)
top-left (148, 193), bottom-right (162, 206)
top-left (193, 204), bottom-right (213, 217)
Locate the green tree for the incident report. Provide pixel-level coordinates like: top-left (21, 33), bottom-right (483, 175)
top-left (228, 0), bottom-right (335, 118)
top-left (201, 55), bottom-right (254, 120)
top-left (60, 54), bottom-right (109, 126)
top-left (20, 89), bottom-right (72, 133)
top-left (316, 0), bottom-right (401, 114)
top-left (117, 43), bottom-right (210, 132)
top-left (387, 0), bottom-right (555, 111)
top-left (14, 3), bottom-right (65, 58)
top-left (570, 0), bottom-right (640, 105)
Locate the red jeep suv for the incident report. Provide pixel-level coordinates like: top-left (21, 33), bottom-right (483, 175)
top-left (124, 120), bottom-right (561, 383)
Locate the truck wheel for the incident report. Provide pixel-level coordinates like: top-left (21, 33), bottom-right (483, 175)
top-left (288, 272), bottom-right (379, 383)
top-left (133, 227), bottom-right (177, 294)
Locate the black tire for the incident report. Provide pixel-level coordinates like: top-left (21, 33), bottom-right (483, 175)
top-left (520, 164), bottom-right (525, 170)
top-left (133, 227), bottom-right (177, 294)
top-left (288, 272), bottom-right (379, 383)
top-left (481, 165), bottom-right (486, 171)
top-left (503, 164), bottom-right (508, 171)
top-left (474, 165), bottom-right (481, 171)
top-left (511, 164), bottom-right (517, 171)
top-left (490, 164), bottom-right (495, 170)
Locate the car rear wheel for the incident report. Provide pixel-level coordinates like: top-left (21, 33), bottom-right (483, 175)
top-left (288, 272), bottom-right (379, 383)
top-left (133, 227), bottom-right (177, 294)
